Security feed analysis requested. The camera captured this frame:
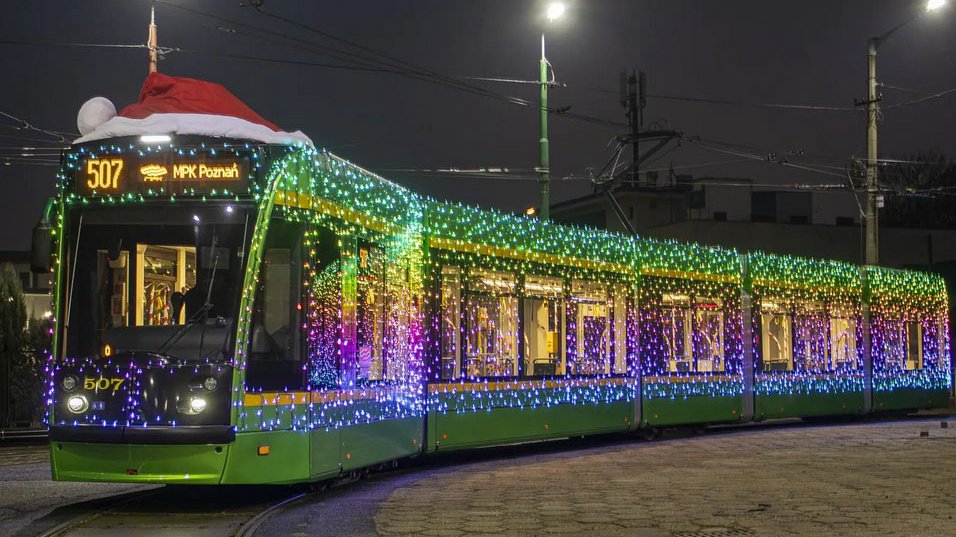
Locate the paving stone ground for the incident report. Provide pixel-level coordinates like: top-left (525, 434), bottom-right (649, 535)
top-left (373, 417), bottom-right (956, 537)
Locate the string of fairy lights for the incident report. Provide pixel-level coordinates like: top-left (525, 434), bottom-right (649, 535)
top-left (44, 140), bottom-right (951, 432)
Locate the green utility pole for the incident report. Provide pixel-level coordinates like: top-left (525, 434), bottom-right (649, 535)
top-left (538, 35), bottom-right (550, 221)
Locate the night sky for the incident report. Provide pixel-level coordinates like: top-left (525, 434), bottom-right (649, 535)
top-left (1, 0), bottom-right (954, 250)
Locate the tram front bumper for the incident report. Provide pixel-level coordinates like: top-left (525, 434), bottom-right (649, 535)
top-left (50, 440), bottom-right (230, 484)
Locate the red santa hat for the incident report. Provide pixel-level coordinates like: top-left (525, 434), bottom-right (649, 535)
top-left (75, 72), bottom-right (312, 146)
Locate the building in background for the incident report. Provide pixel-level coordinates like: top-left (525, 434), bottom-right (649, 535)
top-left (551, 176), bottom-right (955, 270)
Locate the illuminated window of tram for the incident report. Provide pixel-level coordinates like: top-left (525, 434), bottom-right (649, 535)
top-left (693, 297), bottom-right (724, 373)
top-left (881, 319), bottom-right (906, 370)
top-left (133, 245), bottom-right (197, 326)
top-left (568, 280), bottom-right (612, 376)
top-left (611, 284), bottom-right (629, 375)
top-left (522, 275), bottom-right (564, 377)
top-left (879, 318), bottom-right (923, 371)
top-left (792, 302), bottom-right (827, 371)
top-left (905, 321), bottom-right (922, 371)
top-left (662, 293), bottom-right (692, 373)
top-left (760, 301), bottom-right (792, 372)
top-left (922, 316), bottom-right (946, 370)
top-left (383, 248), bottom-right (414, 383)
top-left (302, 225), bottom-right (343, 390)
top-left (829, 313), bottom-right (858, 369)
top-left (464, 269), bottom-right (518, 378)
top-left (356, 243), bottom-right (386, 382)
top-left (440, 266), bottom-right (461, 380)
top-left (661, 294), bottom-right (723, 374)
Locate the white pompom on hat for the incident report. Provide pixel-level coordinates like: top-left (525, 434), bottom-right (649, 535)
top-left (77, 96), bottom-right (117, 136)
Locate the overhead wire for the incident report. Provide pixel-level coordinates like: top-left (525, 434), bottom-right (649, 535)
top-left (0, 110), bottom-right (77, 142)
top-left (683, 137), bottom-right (850, 180)
top-left (155, 1), bottom-right (625, 128)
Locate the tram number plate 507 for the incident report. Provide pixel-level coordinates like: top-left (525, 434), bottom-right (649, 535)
top-left (84, 377), bottom-right (124, 394)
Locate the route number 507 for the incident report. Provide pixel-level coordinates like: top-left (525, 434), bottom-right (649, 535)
top-left (86, 159), bottom-right (124, 190)
top-left (84, 377), bottom-right (124, 393)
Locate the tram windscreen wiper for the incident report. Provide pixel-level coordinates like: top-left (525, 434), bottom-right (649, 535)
top-left (157, 229), bottom-right (221, 357)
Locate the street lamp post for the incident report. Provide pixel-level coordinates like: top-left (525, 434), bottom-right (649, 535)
top-left (538, 2), bottom-right (565, 221)
top-left (539, 33), bottom-right (551, 221)
top-left (864, 0), bottom-right (947, 265)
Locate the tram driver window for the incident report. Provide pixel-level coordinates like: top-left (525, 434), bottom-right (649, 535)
top-left (246, 219), bottom-right (304, 391)
top-left (760, 301), bottom-right (792, 372)
top-left (522, 275), bottom-right (564, 377)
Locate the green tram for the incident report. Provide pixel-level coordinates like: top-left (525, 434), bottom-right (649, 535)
top-left (39, 136), bottom-right (951, 484)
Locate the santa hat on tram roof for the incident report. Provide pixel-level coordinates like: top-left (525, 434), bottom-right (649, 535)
top-left (74, 72), bottom-right (312, 147)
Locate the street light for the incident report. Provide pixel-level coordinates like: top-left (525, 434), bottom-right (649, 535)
top-left (863, 0), bottom-right (947, 265)
top-left (538, 2), bottom-right (565, 221)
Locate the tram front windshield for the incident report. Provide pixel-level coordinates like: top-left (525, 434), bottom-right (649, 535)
top-left (62, 204), bottom-right (253, 363)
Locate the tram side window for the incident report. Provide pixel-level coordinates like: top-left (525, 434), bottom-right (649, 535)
top-left (246, 219), bottom-right (305, 391)
top-left (383, 249), bottom-right (414, 382)
top-left (693, 297), bottom-right (724, 373)
top-left (792, 303), bottom-right (827, 371)
top-left (522, 275), bottom-right (565, 377)
top-left (760, 301), bottom-right (792, 372)
top-left (440, 266), bottom-right (461, 380)
top-left (906, 321), bottom-right (922, 370)
top-left (356, 243), bottom-right (386, 382)
top-left (881, 319), bottom-right (906, 370)
top-left (662, 294), bottom-right (692, 373)
top-left (661, 294), bottom-right (723, 374)
top-left (611, 284), bottom-right (629, 374)
top-left (923, 316), bottom-right (946, 370)
top-left (829, 316), bottom-right (858, 369)
top-left (568, 280), bottom-right (612, 375)
top-left (306, 226), bottom-right (343, 389)
top-left (465, 269), bottom-right (518, 378)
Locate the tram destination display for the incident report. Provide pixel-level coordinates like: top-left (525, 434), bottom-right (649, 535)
top-left (74, 152), bottom-right (251, 196)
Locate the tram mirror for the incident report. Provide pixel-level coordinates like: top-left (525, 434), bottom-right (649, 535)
top-left (107, 239), bottom-right (123, 263)
top-left (30, 220), bottom-right (52, 273)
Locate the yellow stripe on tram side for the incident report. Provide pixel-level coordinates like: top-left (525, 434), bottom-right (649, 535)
top-left (272, 189), bottom-right (400, 235)
top-left (640, 266), bottom-right (740, 285)
top-left (427, 376), bottom-right (633, 395)
top-left (242, 386), bottom-right (395, 408)
top-left (751, 277), bottom-right (861, 296)
top-left (642, 374), bottom-right (741, 384)
top-left (276, 190), bottom-right (740, 285)
top-left (428, 236), bottom-right (633, 276)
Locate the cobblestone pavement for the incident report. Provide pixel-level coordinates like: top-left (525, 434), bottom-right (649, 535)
top-left (372, 418), bottom-right (956, 537)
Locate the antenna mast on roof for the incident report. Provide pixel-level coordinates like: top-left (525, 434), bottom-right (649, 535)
top-left (147, 5), bottom-right (158, 74)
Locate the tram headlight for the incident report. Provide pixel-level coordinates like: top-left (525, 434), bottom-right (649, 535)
top-left (189, 397), bottom-right (207, 414)
top-left (66, 395), bottom-right (89, 414)
top-left (61, 375), bottom-right (78, 391)
top-left (202, 376), bottom-right (218, 391)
